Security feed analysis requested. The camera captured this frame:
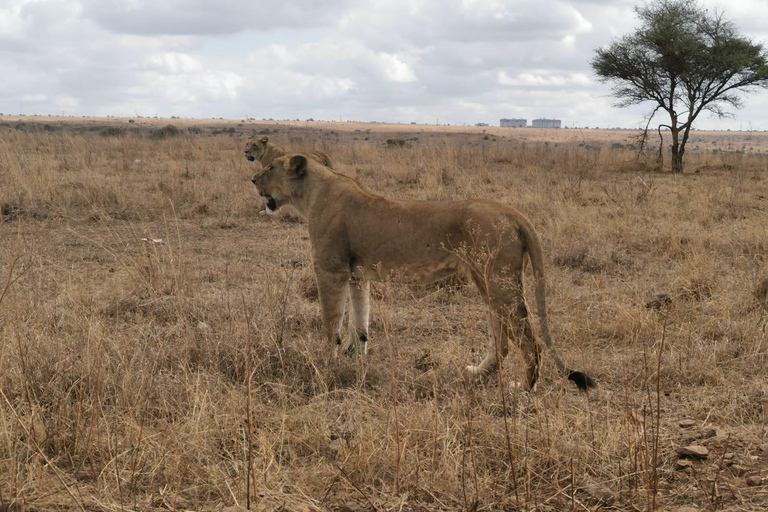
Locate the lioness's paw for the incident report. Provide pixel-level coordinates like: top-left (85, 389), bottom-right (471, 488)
top-left (465, 364), bottom-right (482, 376)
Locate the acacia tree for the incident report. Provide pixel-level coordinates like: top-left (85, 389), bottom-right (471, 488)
top-left (592, 0), bottom-right (768, 173)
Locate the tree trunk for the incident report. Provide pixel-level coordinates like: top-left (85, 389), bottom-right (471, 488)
top-left (670, 127), bottom-right (684, 174)
top-left (671, 149), bottom-right (684, 174)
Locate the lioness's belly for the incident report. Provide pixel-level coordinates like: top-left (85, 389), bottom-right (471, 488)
top-left (350, 257), bottom-right (460, 285)
top-left (342, 197), bottom-right (517, 284)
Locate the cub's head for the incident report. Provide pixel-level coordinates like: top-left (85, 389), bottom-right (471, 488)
top-left (251, 154), bottom-right (308, 215)
top-left (244, 136), bottom-right (269, 162)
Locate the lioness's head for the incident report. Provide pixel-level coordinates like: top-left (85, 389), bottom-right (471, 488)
top-left (244, 136), bottom-right (269, 162)
top-left (251, 154), bottom-right (308, 215)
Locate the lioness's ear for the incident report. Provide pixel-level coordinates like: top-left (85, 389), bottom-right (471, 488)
top-left (287, 155), bottom-right (307, 178)
top-left (258, 136), bottom-right (269, 145)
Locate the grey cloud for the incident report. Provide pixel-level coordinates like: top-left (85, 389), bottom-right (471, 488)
top-left (343, 0), bottom-right (593, 51)
top-left (1, 0), bottom-right (766, 130)
top-left (79, 0), bottom-right (354, 36)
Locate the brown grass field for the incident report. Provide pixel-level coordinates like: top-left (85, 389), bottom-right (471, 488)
top-left (1, 116), bottom-right (767, 512)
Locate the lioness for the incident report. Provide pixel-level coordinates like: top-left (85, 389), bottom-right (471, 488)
top-left (244, 136), bottom-right (333, 169)
top-left (251, 154), bottom-right (595, 392)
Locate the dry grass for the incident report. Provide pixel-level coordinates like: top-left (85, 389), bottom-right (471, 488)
top-left (1, 118), bottom-right (767, 512)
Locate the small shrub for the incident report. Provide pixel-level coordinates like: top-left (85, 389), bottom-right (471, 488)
top-left (1, 202), bottom-right (23, 222)
top-left (101, 127), bottom-right (125, 137)
top-left (152, 124), bottom-right (181, 139)
top-left (386, 139), bottom-right (409, 148)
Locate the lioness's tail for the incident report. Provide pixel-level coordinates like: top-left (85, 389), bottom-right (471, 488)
top-left (519, 220), bottom-right (596, 391)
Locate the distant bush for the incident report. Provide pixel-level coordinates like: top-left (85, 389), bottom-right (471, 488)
top-left (101, 127), bottom-right (125, 137)
top-left (152, 124), bottom-right (181, 139)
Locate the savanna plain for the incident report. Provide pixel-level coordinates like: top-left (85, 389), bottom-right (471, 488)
top-left (1, 117), bottom-right (767, 512)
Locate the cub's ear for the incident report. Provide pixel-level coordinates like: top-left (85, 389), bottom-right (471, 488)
top-left (287, 155), bottom-right (307, 178)
top-left (258, 136), bottom-right (269, 145)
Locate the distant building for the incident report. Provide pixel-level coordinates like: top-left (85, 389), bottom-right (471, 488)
top-left (476, 122), bottom-right (489, 127)
top-left (500, 118), bottom-right (527, 128)
top-left (532, 118), bottom-right (561, 128)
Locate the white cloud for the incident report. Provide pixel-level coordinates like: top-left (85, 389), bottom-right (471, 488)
top-left (377, 53), bottom-right (418, 83)
top-left (21, 93), bottom-right (47, 102)
top-left (146, 53), bottom-right (203, 74)
top-left (55, 94), bottom-right (79, 113)
top-left (0, 0), bottom-right (766, 128)
top-left (498, 71), bottom-right (592, 88)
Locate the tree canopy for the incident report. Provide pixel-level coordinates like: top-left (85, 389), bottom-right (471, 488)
top-left (592, 0), bottom-right (768, 173)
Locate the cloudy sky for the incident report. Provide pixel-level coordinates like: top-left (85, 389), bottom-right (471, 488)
top-left (2, 0), bottom-right (768, 129)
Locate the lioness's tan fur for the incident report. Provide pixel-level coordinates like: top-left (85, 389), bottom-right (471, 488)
top-left (244, 136), bottom-right (333, 169)
top-left (250, 154), bottom-right (595, 391)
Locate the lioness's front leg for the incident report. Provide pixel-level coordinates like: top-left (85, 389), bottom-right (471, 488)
top-left (347, 279), bottom-right (370, 355)
top-left (315, 269), bottom-right (350, 359)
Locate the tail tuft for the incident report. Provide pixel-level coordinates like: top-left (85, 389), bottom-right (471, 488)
top-left (567, 370), bottom-right (597, 392)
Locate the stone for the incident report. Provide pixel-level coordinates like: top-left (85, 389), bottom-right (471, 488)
top-left (679, 419), bottom-right (697, 428)
top-left (328, 438), bottom-right (344, 452)
top-left (678, 445), bottom-right (709, 459)
top-left (746, 476), bottom-right (764, 487)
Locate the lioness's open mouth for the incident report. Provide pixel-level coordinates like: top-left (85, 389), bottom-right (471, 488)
top-left (257, 190), bottom-right (279, 213)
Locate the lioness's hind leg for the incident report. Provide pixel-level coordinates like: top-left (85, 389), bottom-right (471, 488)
top-left (347, 279), bottom-right (370, 355)
top-left (515, 302), bottom-right (541, 392)
top-left (466, 310), bottom-right (511, 377)
top-left (466, 302), bottom-right (540, 391)
top-left (315, 270), bottom-right (349, 359)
